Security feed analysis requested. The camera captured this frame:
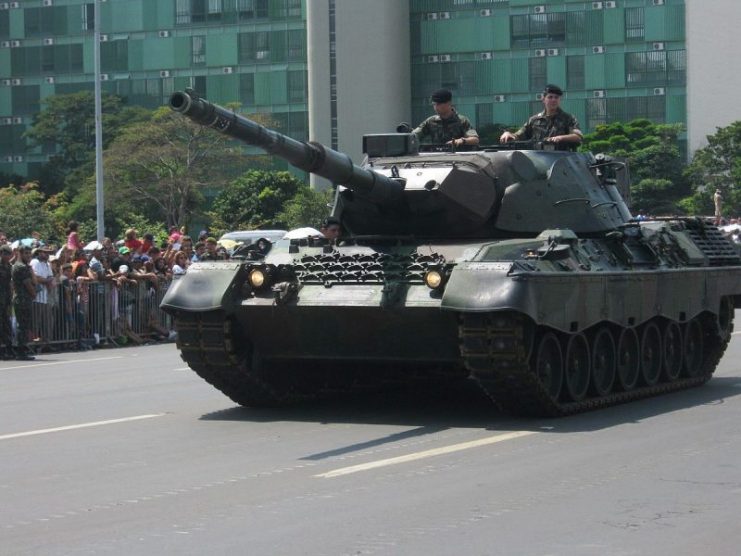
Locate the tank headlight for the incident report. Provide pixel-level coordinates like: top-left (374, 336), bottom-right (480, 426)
top-left (424, 268), bottom-right (445, 290)
top-left (248, 267), bottom-right (269, 289)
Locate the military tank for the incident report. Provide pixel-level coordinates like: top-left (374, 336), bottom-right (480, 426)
top-left (162, 89), bottom-right (740, 417)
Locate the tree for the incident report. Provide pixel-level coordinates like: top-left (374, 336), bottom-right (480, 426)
top-left (277, 186), bottom-right (335, 230)
top-left (685, 121), bottom-right (741, 218)
top-left (103, 107), bottom-right (264, 230)
top-left (0, 183), bottom-right (56, 241)
top-left (24, 91), bottom-right (150, 195)
top-left (208, 170), bottom-right (306, 233)
top-left (477, 123), bottom-right (510, 145)
top-left (580, 119), bottom-right (688, 215)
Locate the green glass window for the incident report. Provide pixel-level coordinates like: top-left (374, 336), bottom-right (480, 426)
top-left (566, 55), bottom-right (585, 90)
top-left (529, 56), bottom-right (546, 91)
top-left (0, 10), bottom-right (9, 39)
top-left (192, 36), bottom-right (206, 66)
top-left (287, 70), bottom-right (306, 103)
top-left (511, 13), bottom-right (566, 49)
top-left (101, 40), bottom-right (129, 72)
top-left (12, 85), bottom-right (41, 115)
top-left (240, 73), bottom-right (255, 105)
top-left (625, 8), bottom-right (645, 42)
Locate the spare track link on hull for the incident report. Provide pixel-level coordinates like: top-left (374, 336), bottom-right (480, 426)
top-left (459, 311), bottom-right (731, 417)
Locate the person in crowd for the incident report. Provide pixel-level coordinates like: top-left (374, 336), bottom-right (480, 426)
top-left (320, 217), bottom-right (342, 244)
top-left (30, 245), bottom-right (55, 344)
top-left (714, 189), bottom-right (723, 225)
top-left (0, 244), bottom-right (14, 359)
top-left (124, 229), bottom-right (143, 254)
top-left (141, 233), bottom-right (155, 255)
top-left (110, 246), bottom-right (132, 273)
top-left (179, 235), bottom-right (194, 260)
top-left (168, 225), bottom-right (182, 246)
top-left (171, 251), bottom-right (189, 275)
top-left (0, 230), bottom-right (7, 245)
top-left (12, 245), bottom-right (36, 360)
top-left (500, 84), bottom-right (582, 149)
top-left (66, 220), bottom-right (83, 252)
top-left (191, 241), bottom-right (206, 263)
top-left (413, 89), bottom-right (479, 148)
top-left (153, 256), bottom-right (171, 279)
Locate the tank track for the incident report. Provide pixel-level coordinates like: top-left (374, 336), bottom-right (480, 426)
top-left (459, 309), bottom-right (732, 417)
top-left (173, 311), bottom-right (466, 407)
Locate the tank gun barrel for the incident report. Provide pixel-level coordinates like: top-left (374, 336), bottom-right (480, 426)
top-left (169, 90), bottom-right (403, 204)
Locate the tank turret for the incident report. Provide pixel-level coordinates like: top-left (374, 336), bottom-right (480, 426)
top-left (170, 90), bottom-right (630, 238)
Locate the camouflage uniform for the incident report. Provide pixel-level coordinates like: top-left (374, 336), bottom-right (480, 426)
top-left (0, 257), bottom-right (12, 355)
top-left (12, 259), bottom-right (34, 354)
top-left (413, 111), bottom-right (478, 144)
top-left (514, 108), bottom-right (580, 145)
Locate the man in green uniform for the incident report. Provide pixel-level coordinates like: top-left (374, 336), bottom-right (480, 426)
top-left (413, 89), bottom-right (479, 148)
top-left (12, 245), bottom-right (36, 361)
top-left (500, 84), bottom-right (582, 149)
top-left (0, 244), bottom-right (13, 359)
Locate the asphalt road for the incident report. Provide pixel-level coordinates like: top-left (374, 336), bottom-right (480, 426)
top-left (2, 316), bottom-right (741, 556)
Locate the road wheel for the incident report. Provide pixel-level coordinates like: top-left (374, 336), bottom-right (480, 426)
top-left (531, 332), bottom-right (563, 401)
top-left (682, 318), bottom-right (704, 378)
top-left (564, 333), bottom-right (590, 401)
top-left (590, 327), bottom-right (616, 396)
top-left (640, 322), bottom-right (662, 386)
top-left (615, 327), bottom-right (640, 391)
top-left (662, 321), bottom-right (683, 381)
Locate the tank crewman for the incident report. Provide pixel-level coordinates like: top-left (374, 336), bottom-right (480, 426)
top-left (320, 216), bottom-right (341, 244)
top-left (0, 244), bottom-right (14, 359)
top-left (500, 84), bottom-right (582, 149)
top-left (413, 89), bottom-right (480, 148)
top-left (12, 245), bottom-right (37, 361)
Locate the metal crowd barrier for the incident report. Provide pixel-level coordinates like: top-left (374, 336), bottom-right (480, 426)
top-left (24, 277), bottom-right (174, 351)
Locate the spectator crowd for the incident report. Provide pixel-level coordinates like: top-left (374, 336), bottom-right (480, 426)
top-left (0, 222), bottom-right (229, 361)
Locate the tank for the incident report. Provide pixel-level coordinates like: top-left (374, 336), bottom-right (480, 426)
top-left (161, 89), bottom-right (741, 416)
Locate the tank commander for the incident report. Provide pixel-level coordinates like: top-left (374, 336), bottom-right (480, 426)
top-left (500, 84), bottom-right (582, 149)
top-left (413, 89), bottom-right (479, 148)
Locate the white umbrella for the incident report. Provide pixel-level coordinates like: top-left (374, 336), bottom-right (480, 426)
top-left (84, 240), bottom-right (104, 251)
top-left (283, 227), bottom-right (323, 240)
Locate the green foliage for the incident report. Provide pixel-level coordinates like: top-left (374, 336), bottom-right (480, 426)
top-left (685, 121), bottom-right (741, 218)
top-left (208, 170), bottom-right (306, 233)
top-left (103, 107), bottom-right (264, 230)
top-left (25, 91), bottom-right (150, 195)
top-left (0, 183), bottom-right (55, 241)
top-left (580, 119), bottom-right (687, 215)
top-left (277, 186), bottom-right (334, 230)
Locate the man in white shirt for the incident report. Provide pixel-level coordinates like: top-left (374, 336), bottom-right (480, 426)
top-left (30, 246), bottom-right (55, 342)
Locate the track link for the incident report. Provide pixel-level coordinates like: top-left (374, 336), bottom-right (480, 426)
top-left (459, 311), bottom-right (731, 417)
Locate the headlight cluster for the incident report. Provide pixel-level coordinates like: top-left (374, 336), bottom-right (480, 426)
top-left (245, 264), bottom-right (275, 291)
top-left (423, 265), bottom-right (449, 290)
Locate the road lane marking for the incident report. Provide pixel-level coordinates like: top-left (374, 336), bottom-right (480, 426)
top-left (314, 430), bottom-right (536, 478)
top-left (733, 331), bottom-right (741, 336)
top-left (0, 356), bottom-right (123, 371)
top-left (0, 414), bottom-right (166, 441)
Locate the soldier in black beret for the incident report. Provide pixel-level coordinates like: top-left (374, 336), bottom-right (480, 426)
top-left (413, 89), bottom-right (479, 148)
top-left (500, 83), bottom-right (582, 149)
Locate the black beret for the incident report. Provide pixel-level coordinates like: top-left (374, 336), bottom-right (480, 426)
top-left (544, 84), bottom-right (564, 96)
top-left (431, 89), bottom-right (452, 103)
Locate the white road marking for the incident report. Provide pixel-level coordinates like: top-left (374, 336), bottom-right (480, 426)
top-left (174, 367), bottom-right (190, 371)
top-left (0, 414), bottom-right (166, 441)
top-left (0, 356), bottom-right (123, 371)
top-left (315, 430), bottom-right (536, 478)
top-left (732, 331), bottom-right (741, 336)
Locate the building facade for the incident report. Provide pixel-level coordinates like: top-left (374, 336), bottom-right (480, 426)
top-left (0, 0), bottom-right (738, 183)
top-left (0, 0), bottom-right (309, 179)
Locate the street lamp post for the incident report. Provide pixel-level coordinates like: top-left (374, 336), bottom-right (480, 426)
top-left (93, 0), bottom-right (105, 240)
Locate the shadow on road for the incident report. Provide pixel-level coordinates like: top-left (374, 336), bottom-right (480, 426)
top-left (200, 375), bottom-right (741, 436)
